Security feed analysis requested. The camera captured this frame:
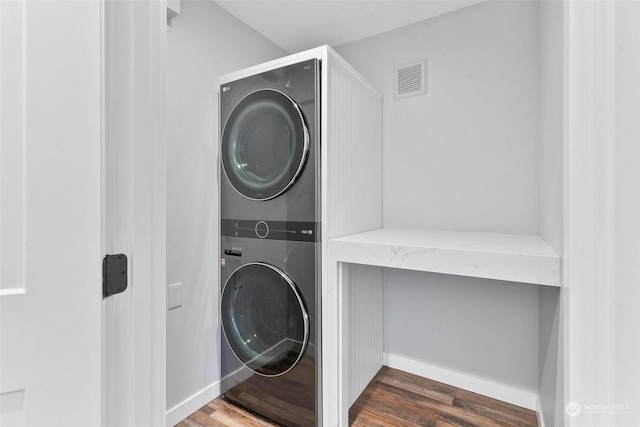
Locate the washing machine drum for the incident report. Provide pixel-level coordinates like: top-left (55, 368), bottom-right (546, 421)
top-left (221, 89), bottom-right (309, 200)
top-left (221, 263), bottom-right (309, 376)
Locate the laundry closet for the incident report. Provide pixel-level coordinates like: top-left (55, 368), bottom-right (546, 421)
top-left (165, 1), bottom-right (563, 426)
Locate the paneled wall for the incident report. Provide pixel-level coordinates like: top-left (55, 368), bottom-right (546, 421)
top-left (347, 264), bottom-right (384, 407)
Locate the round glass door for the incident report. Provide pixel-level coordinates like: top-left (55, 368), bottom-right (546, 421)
top-left (221, 263), bottom-right (309, 376)
top-left (221, 89), bottom-right (309, 200)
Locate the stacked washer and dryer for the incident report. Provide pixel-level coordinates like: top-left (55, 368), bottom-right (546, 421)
top-left (218, 47), bottom-right (382, 427)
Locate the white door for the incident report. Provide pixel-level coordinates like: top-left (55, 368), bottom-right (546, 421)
top-left (0, 1), bottom-right (103, 426)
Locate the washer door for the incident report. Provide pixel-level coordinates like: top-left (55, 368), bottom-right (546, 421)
top-left (221, 89), bottom-right (309, 200)
top-left (221, 263), bottom-right (309, 376)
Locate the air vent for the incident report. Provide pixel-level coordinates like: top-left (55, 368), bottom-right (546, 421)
top-left (395, 60), bottom-right (426, 99)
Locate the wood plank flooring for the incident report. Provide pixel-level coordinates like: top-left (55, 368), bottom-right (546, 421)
top-left (350, 367), bottom-right (538, 427)
top-left (178, 367), bottom-right (538, 427)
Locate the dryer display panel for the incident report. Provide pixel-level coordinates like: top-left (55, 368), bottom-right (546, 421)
top-left (221, 89), bottom-right (309, 200)
top-left (221, 262), bottom-right (309, 377)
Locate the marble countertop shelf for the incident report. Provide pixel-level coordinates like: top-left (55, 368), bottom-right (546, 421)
top-left (329, 228), bottom-right (561, 287)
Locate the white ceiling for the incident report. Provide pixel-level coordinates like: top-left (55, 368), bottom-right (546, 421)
top-left (214, 0), bottom-right (484, 53)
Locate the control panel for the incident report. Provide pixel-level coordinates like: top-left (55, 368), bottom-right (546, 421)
top-left (221, 219), bottom-right (319, 242)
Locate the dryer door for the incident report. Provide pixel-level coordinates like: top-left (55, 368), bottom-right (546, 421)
top-left (221, 89), bottom-right (309, 200)
top-left (221, 262), bottom-right (309, 377)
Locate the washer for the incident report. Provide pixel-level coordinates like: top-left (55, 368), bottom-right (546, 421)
top-left (220, 235), bottom-right (318, 426)
top-left (219, 58), bottom-right (321, 427)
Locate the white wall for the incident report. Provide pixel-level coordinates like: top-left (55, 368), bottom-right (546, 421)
top-left (537, 1), bottom-right (564, 425)
top-left (614, 2), bottom-right (640, 425)
top-left (539, 286), bottom-right (561, 425)
top-left (336, 0), bottom-right (541, 394)
top-left (539, 0), bottom-right (563, 255)
top-left (384, 270), bottom-right (539, 391)
top-left (336, 0), bottom-right (539, 234)
top-left (166, 0), bottom-right (286, 413)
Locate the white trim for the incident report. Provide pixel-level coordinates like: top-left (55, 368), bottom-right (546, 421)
top-left (536, 397), bottom-right (547, 427)
top-left (218, 46), bottom-right (383, 98)
top-left (219, 46), bottom-right (325, 85)
top-left (0, 288), bottom-right (26, 297)
top-left (151, 0), bottom-right (168, 423)
top-left (562, 1), bottom-right (616, 426)
top-left (165, 380), bottom-right (222, 427)
top-left (102, 0), bottom-right (167, 425)
top-left (320, 52), bottom-right (333, 427)
top-left (165, 364), bottom-right (254, 426)
top-left (383, 352), bottom-right (539, 411)
top-left (100, 0), bottom-right (108, 424)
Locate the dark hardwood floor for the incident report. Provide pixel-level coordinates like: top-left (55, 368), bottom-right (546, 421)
top-left (178, 367), bottom-right (538, 427)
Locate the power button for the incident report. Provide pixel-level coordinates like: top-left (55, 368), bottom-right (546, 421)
top-left (255, 221), bottom-right (269, 239)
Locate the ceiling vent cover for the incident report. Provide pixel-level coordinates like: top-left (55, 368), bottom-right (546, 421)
top-left (395, 60), bottom-right (426, 99)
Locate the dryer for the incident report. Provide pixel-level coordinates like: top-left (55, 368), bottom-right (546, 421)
top-left (219, 57), bottom-right (320, 222)
top-left (219, 57), bottom-right (321, 427)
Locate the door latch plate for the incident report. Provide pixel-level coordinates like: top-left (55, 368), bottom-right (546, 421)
top-left (103, 254), bottom-right (128, 298)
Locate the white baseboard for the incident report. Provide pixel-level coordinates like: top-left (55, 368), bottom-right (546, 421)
top-left (166, 355), bottom-right (540, 426)
top-left (166, 380), bottom-right (222, 427)
top-left (537, 397), bottom-right (546, 427)
top-left (383, 352), bottom-right (538, 411)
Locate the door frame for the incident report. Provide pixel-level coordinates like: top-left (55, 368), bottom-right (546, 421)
top-left (563, 0), bottom-right (617, 426)
top-left (102, 0), bottom-right (167, 425)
